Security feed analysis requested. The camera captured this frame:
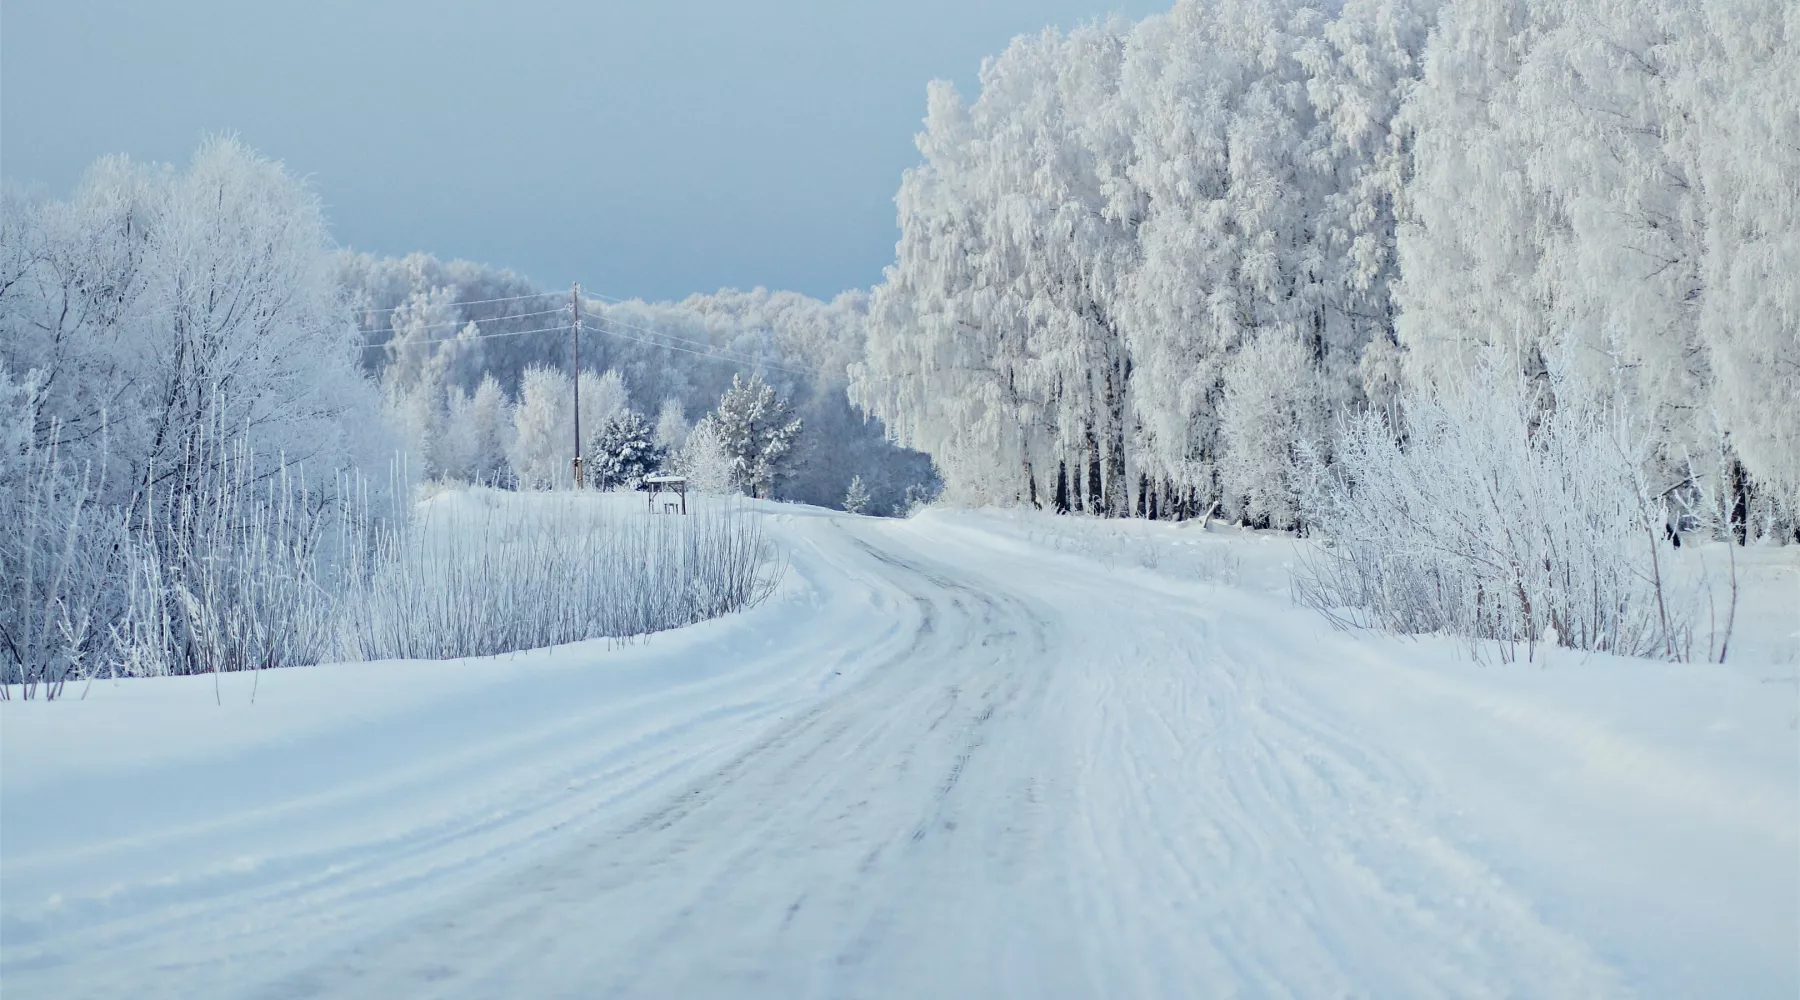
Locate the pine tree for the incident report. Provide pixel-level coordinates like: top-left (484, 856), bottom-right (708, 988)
top-left (711, 373), bottom-right (803, 499)
top-left (588, 410), bottom-right (664, 490)
top-left (843, 474), bottom-right (871, 515)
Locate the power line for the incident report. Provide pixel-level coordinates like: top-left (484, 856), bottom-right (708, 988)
top-left (583, 319), bottom-right (816, 377)
top-left (363, 319), bottom-right (818, 380)
top-left (372, 322), bottom-right (577, 348)
top-left (576, 306), bottom-right (815, 369)
top-left (581, 318), bottom-right (822, 378)
top-left (589, 311), bottom-right (771, 356)
top-left (359, 306), bottom-right (566, 337)
top-left (577, 288), bottom-right (637, 304)
top-left (584, 315), bottom-right (823, 377)
top-left (353, 285), bottom-right (836, 379)
top-left (354, 290), bottom-right (559, 315)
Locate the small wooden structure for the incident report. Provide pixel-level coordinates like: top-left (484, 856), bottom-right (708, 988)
top-left (643, 474), bottom-right (688, 515)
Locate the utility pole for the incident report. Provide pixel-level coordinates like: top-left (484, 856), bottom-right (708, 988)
top-left (571, 282), bottom-right (583, 489)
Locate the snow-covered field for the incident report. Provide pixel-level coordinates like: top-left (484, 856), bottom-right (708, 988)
top-left (3, 500), bottom-right (1796, 998)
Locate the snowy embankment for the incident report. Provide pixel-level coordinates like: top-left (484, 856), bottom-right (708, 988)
top-left (3, 499), bottom-right (1796, 999)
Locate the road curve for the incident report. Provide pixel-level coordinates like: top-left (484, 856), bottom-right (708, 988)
top-left (3, 506), bottom-right (1794, 999)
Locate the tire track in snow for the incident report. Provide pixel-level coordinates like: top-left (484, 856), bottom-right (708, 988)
top-left (254, 520), bottom-right (1064, 1000)
top-left (29, 508), bottom-right (1782, 999)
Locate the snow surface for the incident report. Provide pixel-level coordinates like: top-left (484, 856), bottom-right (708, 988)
top-left (3, 501), bottom-right (1796, 998)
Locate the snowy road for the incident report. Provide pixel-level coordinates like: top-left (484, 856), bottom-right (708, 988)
top-left (4, 506), bottom-right (1796, 998)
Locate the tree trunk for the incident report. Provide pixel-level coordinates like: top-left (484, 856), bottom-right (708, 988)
top-left (1102, 359), bottom-right (1128, 516)
top-left (1085, 423), bottom-right (1103, 517)
top-left (1728, 457), bottom-right (1749, 546)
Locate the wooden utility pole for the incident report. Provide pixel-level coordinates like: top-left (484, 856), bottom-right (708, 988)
top-left (571, 282), bottom-right (583, 489)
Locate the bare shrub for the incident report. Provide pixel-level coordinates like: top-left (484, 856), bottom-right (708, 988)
top-left (338, 491), bottom-right (777, 661)
top-left (111, 440), bottom-right (342, 681)
top-left (1297, 355), bottom-right (1696, 661)
top-left (6, 434), bottom-right (777, 696)
top-left (0, 418), bottom-right (132, 699)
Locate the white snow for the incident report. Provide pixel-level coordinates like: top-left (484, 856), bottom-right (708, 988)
top-left (3, 501), bottom-right (1796, 998)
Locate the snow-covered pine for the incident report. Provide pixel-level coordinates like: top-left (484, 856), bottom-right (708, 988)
top-left (710, 373), bottom-right (803, 499)
top-left (588, 410), bottom-right (664, 491)
top-left (843, 474), bottom-right (871, 515)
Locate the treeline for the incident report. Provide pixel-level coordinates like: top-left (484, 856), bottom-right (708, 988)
top-left (849, 0), bottom-right (1797, 541)
top-left (339, 254), bottom-right (938, 515)
top-left (0, 138), bottom-right (920, 694)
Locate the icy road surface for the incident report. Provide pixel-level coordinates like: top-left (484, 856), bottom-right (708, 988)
top-left (4, 505), bottom-right (1797, 998)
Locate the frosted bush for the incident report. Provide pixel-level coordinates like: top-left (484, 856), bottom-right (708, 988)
top-left (0, 406), bottom-right (132, 699)
top-left (1297, 356), bottom-right (1697, 661)
top-left (5, 435), bottom-right (778, 695)
top-left (338, 491), bottom-right (777, 661)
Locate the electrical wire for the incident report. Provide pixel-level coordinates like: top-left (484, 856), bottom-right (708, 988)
top-left (582, 319), bottom-right (822, 378)
top-left (585, 320), bottom-right (819, 378)
top-left (359, 306), bottom-right (567, 337)
top-left (369, 322), bottom-right (575, 348)
top-left (590, 311), bottom-right (782, 359)
top-left (354, 289), bottom-right (560, 315)
top-left (353, 284), bottom-right (834, 379)
top-left (585, 315), bottom-right (822, 375)
top-left (366, 319), bottom-right (820, 381)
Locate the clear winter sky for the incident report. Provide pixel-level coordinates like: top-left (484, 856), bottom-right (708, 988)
top-left (2, 0), bottom-right (1167, 302)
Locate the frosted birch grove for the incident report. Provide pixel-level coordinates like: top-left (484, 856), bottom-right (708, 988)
top-left (851, 0), bottom-right (1794, 539)
top-left (1397, 0), bottom-right (1799, 536)
top-left (0, 137), bottom-right (389, 687)
top-left (853, 0), bottom-right (1435, 526)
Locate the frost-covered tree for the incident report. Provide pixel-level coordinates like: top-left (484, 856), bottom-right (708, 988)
top-left (653, 397), bottom-right (690, 453)
top-left (442, 374), bottom-right (514, 484)
top-left (1395, 0), bottom-right (1798, 541)
top-left (578, 368), bottom-right (630, 443)
top-left (338, 258), bottom-right (937, 511)
top-left (843, 474), bottom-right (871, 515)
top-left (0, 137), bottom-right (391, 684)
top-left (504, 366), bottom-right (633, 489)
top-left (1219, 334), bottom-right (1328, 528)
top-left (380, 291), bottom-right (482, 480)
top-left (711, 373), bottom-right (803, 499)
top-left (0, 136), bottom-right (384, 513)
top-left (509, 365), bottom-right (572, 490)
top-left (852, 0), bottom-right (1430, 525)
top-left (588, 410), bottom-right (663, 490)
top-left (677, 417), bottom-right (735, 495)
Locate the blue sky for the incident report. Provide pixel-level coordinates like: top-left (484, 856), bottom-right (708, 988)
top-left (2, 0), bottom-right (1167, 301)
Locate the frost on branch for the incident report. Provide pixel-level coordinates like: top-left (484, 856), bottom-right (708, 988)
top-left (1297, 354), bottom-right (1700, 661)
top-left (710, 373), bottom-right (802, 500)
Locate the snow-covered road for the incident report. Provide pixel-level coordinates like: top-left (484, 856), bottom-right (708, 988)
top-left (4, 505), bottom-right (1796, 998)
